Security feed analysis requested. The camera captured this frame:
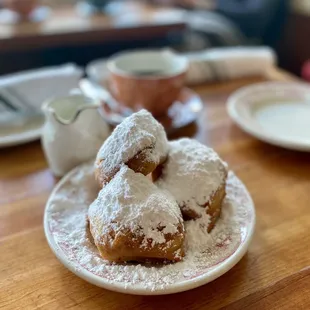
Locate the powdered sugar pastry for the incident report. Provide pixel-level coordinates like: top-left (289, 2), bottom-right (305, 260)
top-left (156, 138), bottom-right (228, 216)
top-left (46, 163), bottom-right (254, 292)
top-left (95, 109), bottom-right (168, 181)
top-left (88, 165), bottom-right (183, 249)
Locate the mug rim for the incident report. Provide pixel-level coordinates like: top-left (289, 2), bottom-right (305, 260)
top-left (107, 49), bottom-right (188, 80)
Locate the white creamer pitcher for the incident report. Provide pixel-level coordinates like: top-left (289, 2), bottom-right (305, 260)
top-left (42, 94), bottom-right (110, 177)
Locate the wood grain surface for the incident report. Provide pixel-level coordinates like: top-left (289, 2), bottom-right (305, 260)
top-left (0, 2), bottom-right (185, 53)
top-left (1, 68), bottom-right (310, 309)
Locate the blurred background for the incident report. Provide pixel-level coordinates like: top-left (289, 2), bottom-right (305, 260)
top-left (0, 0), bottom-right (308, 78)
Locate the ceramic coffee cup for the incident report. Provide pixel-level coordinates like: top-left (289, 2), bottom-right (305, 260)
top-left (107, 49), bottom-right (188, 117)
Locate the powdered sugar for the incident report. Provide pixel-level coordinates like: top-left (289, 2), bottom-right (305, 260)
top-left (46, 162), bottom-right (254, 292)
top-left (95, 109), bottom-right (168, 181)
top-left (156, 138), bottom-right (228, 217)
top-left (88, 165), bottom-right (183, 248)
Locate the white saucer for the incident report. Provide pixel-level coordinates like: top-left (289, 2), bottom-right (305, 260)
top-left (98, 87), bottom-right (203, 135)
top-left (44, 162), bottom-right (255, 295)
top-left (227, 82), bottom-right (310, 151)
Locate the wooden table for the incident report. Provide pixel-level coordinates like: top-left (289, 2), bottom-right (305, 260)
top-left (1, 68), bottom-right (310, 309)
top-left (0, 2), bottom-right (185, 53)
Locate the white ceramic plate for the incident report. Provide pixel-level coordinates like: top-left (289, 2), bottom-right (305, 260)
top-left (227, 81), bottom-right (310, 151)
top-left (0, 117), bottom-right (44, 148)
top-left (0, 64), bottom-right (83, 148)
top-left (44, 162), bottom-right (255, 295)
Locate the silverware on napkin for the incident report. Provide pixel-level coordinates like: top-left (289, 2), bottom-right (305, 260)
top-left (0, 87), bottom-right (43, 128)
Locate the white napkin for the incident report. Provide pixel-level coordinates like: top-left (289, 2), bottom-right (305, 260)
top-left (185, 46), bottom-right (277, 85)
top-left (0, 63), bottom-right (83, 113)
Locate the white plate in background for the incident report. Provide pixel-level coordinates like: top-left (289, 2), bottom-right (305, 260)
top-left (0, 116), bottom-right (44, 148)
top-left (227, 82), bottom-right (310, 151)
top-left (0, 64), bottom-right (83, 148)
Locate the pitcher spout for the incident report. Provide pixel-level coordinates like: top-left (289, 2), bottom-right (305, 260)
top-left (42, 95), bottom-right (100, 126)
